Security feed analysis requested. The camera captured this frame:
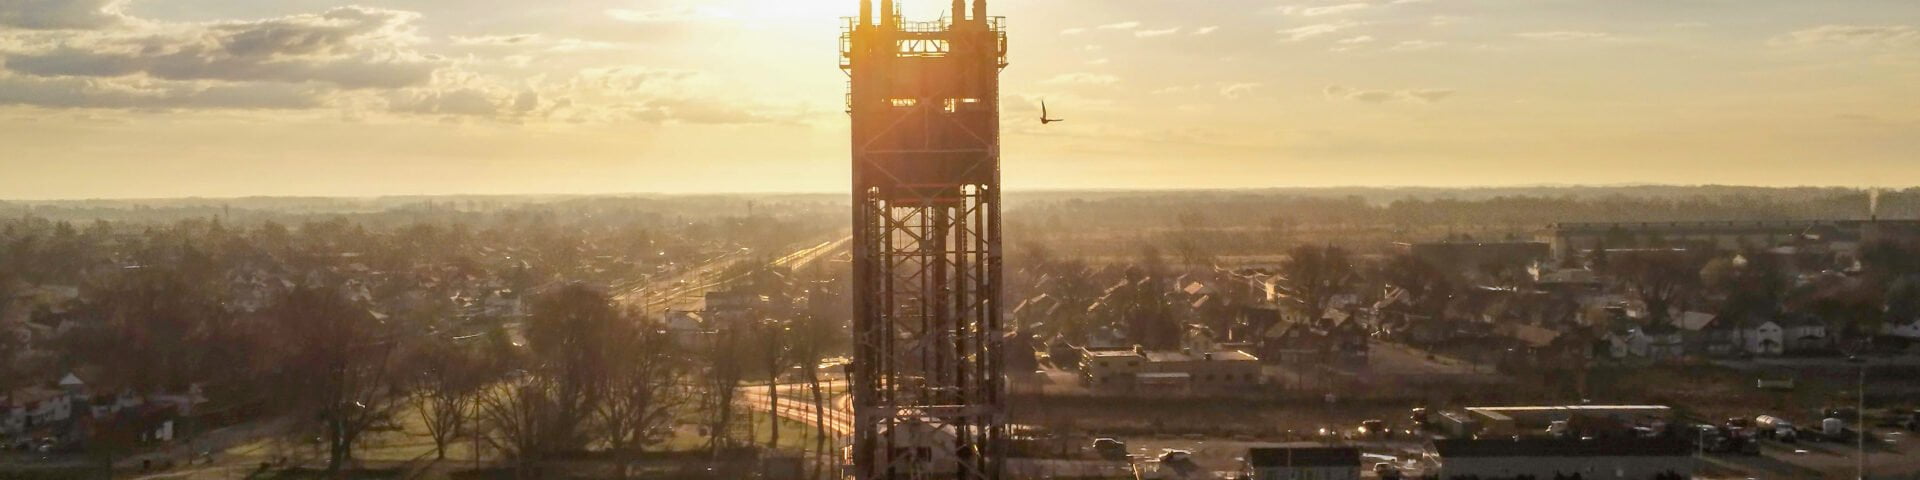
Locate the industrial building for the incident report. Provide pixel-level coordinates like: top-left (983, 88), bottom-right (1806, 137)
top-left (1079, 347), bottom-right (1262, 392)
top-left (1398, 241), bottom-right (1551, 274)
top-left (1541, 219), bottom-right (1920, 257)
top-left (1434, 438), bottom-right (1693, 480)
top-left (1244, 447), bottom-right (1361, 480)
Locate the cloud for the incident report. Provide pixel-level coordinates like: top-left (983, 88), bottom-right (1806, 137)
top-left (1192, 26), bottom-right (1219, 36)
top-left (1324, 85), bottom-right (1454, 103)
top-left (1774, 25), bottom-right (1920, 48)
top-left (0, 0), bottom-right (125, 30)
top-left (2, 6), bottom-right (440, 90)
top-left (1404, 89), bottom-right (1455, 102)
top-left (1390, 39), bottom-right (1445, 51)
top-left (543, 67), bottom-right (788, 126)
top-left (1279, 22), bottom-right (1357, 42)
top-left (605, 7), bottom-right (730, 24)
top-left (1043, 72), bottom-right (1120, 87)
top-left (449, 34), bottom-right (624, 53)
top-left (1135, 27), bottom-right (1181, 38)
top-left (0, 2), bottom-right (795, 126)
top-left (449, 34), bottom-right (542, 47)
top-left (1516, 31), bottom-right (1612, 41)
top-left (635, 98), bottom-right (769, 125)
top-left (1220, 83), bottom-right (1262, 99)
top-left (1283, 3), bottom-right (1370, 17)
top-left (1337, 35), bottom-right (1374, 44)
top-left (389, 87), bottom-right (512, 117)
top-left (0, 72), bottom-right (325, 110)
top-left (1098, 21), bottom-right (1141, 30)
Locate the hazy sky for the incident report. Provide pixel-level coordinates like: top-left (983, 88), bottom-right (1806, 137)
top-left (1, 0), bottom-right (1917, 199)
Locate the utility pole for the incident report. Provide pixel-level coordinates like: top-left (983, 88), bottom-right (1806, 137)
top-left (1858, 360), bottom-right (1867, 480)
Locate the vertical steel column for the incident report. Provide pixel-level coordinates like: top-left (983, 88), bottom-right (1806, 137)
top-left (844, 3), bottom-right (1007, 479)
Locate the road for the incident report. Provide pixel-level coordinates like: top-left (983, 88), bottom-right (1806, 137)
top-left (613, 235), bottom-right (849, 313)
top-left (738, 381), bottom-right (855, 437)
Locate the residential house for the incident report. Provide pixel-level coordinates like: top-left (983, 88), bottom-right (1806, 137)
top-left (1741, 318), bottom-right (1786, 356)
top-left (1777, 313), bottom-right (1830, 352)
top-left (4, 386), bottom-right (74, 437)
top-left (1238, 305), bottom-right (1281, 342)
top-left (1676, 311), bottom-right (1718, 354)
top-left (1885, 315), bottom-right (1920, 340)
top-left (1641, 321), bottom-right (1685, 359)
top-left (1254, 318), bottom-right (1369, 367)
top-left (1259, 323), bottom-right (1323, 365)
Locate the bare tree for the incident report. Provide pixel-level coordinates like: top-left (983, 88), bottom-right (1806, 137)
top-left (1608, 250), bottom-right (1706, 325)
top-left (701, 322), bottom-right (751, 455)
top-left (523, 284), bottom-right (621, 452)
top-left (596, 320), bottom-right (688, 480)
top-left (477, 371), bottom-right (558, 480)
top-left (790, 311), bottom-right (841, 479)
top-left (404, 336), bottom-right (487, 460)
top-left (268, 286), bottom-right (399, 474)
top-left (757, 319), bottom-right (792, 450)
top-left (1282, 244), bottom-right (1353, 317)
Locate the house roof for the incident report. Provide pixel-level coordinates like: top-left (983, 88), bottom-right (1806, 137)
top-left (1776, 313), bottom-right (1823, 328)
top-left (1678, 311), bottom-right (1716, 331)
top-left (1500, 323), bottom-right (1562, 348)
top-left (1203, 350), bottom-right (1259, 362)
top-left (1434, 438), bottom-right (1691, 458)
top-left (1247, 447), bottom-right (1360, 468)
top-left (1643, 321), bottom-right (1681, 336)
top-left (1183, 282), bottom-right (1210, 296)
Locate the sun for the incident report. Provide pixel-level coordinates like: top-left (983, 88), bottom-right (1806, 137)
top-left (729, 0), bottom-right (856, 20)
top-left (731, 0), bottom-right (971, 22)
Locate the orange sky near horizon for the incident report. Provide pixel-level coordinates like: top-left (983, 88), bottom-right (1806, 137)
top-left (1, 0), bottom-right (1917, 199)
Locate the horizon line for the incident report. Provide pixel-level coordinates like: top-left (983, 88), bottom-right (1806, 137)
top-left (2, 182), bottom-right (1912, 204)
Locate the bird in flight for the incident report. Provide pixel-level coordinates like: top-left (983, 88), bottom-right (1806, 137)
top-left (1040, 100), bottom-right (1065, 125)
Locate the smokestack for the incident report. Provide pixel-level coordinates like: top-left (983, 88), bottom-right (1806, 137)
top-left (880, 0), bottom-right (893, 27)
top-left (973, 0), bottom-right (987, 23)
top-left (859, 0), bottom-right (872, 26)
top-left (952, 0), bottom-right (967, 24)
top-left (1871, 189), bottom-right (1882, 221)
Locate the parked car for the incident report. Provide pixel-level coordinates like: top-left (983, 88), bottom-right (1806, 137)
top-left (1373, 462), bottom-right (1404, 480)
top-left (1158, 450), bottom-right (1201, 477)
top-left (1092, 438), bottom-right (1129, 461)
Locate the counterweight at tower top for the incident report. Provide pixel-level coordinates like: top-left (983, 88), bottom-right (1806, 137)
top-left (841, 0), bottom-right (1008, 204)
top-left (843, 1), bottom-right (1009, 479)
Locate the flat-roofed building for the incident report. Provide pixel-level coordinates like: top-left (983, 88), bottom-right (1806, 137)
top-left (1079, 347), bottom-right (1261, 392)
top-left (1435, 438), bottom-right (1692, 480)
top-left (1398, 241), bottom-right (1550, 275)
top-left (1244, 446), bottom-right (1360, 480)
top-left (1542, 219), bottom-right (1920, 258)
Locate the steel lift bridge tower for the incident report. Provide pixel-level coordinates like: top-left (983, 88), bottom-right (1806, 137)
top-left (841, 1), bottom-right (1008, 479)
